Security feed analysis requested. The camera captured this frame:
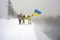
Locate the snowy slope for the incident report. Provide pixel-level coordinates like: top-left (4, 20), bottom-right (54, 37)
top-left (0, 19), bottom-right (50, 40)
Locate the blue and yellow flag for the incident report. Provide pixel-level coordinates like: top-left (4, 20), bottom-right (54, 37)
top-left (33, 9), bottom-right (42, 16)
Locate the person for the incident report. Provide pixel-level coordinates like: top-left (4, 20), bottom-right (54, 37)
top-left (27, 14), bottom-right (33, 24)
top-left (22, 15), bottom-right (26, 24)
top-left (17, 14), bottom-right (22, 24)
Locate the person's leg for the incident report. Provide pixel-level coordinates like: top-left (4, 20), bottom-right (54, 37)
top-left (23, 20), bottom-right (25, 23)
top-left (22, 20), bottom-right (24, 24)
top-left (28, 20), bottom-right (31, 24)
top-left (28, 20), bottom-right (29, 24)
top-left (22, 20), bottom-right (25, 24)
top-left (19, 20), bottom-right (21, 24)
top-left (24, 20), bottom-right (25, 23)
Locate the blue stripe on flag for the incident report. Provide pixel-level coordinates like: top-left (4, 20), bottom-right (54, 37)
top-left (34, 9), bottom-right (42, 14)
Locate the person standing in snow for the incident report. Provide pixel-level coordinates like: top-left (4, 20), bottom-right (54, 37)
top-left (27, 14), bottom-right (33, 24)
top-left (22, 15), bottom-right (26, 24)
top-left (17, 14), bottom-right (22, 24)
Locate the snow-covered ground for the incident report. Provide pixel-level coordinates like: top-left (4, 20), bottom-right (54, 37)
top-left (0, 18), bottom-right (50, 40)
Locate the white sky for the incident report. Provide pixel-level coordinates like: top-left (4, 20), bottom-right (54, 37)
top-left (0, 0), bottom-right (60, 18)
top-left (11, 0), bottom-right (38, 15)
top-left (11, 0), bottom-right (60, 17)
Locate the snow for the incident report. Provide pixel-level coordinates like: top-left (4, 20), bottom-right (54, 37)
top-left (0, 18), bottom-right (50, 40)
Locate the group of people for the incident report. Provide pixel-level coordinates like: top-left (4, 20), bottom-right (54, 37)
top-left (17, 13), bottom-right (33, 24)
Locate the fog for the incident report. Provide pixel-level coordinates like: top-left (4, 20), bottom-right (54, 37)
top-left (0, 0), bottom-right (60, 40)
top-left (32, 15), bottom-right (60, 40)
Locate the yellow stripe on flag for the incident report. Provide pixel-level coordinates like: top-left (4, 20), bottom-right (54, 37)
top-left (33, 13), bottom-right (40, 16)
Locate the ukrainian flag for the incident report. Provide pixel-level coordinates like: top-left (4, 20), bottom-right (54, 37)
top-left (33, 9), bottom-right (42, 16)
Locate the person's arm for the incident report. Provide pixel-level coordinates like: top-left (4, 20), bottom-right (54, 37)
top-left (31, 14), bottom-right (33, 17)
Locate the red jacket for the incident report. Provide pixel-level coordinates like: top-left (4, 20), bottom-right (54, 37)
top-left (17, 15), bottom-right (22, 20)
